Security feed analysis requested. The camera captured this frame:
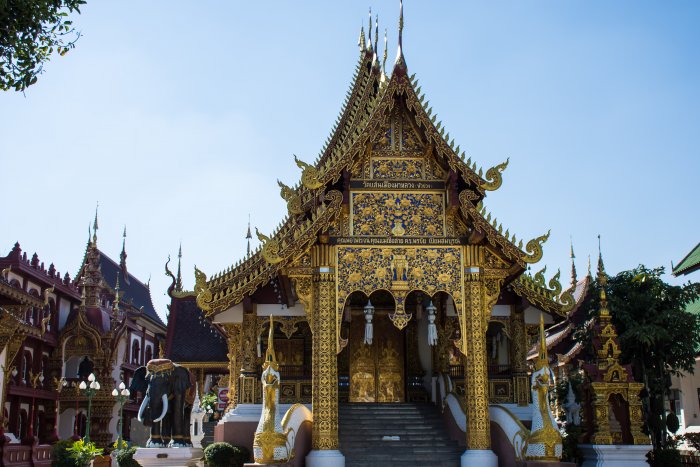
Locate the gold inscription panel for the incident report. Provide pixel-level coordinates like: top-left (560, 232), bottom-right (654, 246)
top-left (350, 192), bottom-right (445, 237)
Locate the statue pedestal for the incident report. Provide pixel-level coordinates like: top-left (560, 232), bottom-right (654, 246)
top-left (133, 447), bottom-right (203, 467)
top-left (461, 449), bottom-right (498, 467)
top-left (306, 449), bottom-right (345, 467)
top-left (579, 444), bottom-right (651, 467)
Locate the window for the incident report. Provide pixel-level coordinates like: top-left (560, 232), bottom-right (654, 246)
top-left (132, 341), bottom-right (140, 364)
top-left (144, 346), bottom-right (152, 363)
top-left (670, 389), bottom-right (682, 416)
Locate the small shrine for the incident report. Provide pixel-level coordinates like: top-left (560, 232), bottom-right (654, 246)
top-left (581, 248), bottom-right (648, 446)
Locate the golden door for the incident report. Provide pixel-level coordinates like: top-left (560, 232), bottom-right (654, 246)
top-left (349, 316), bottom-right (405, 402)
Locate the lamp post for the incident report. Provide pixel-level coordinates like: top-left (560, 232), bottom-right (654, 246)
top-left (79, 373), bottom-right (100, 443)
top-left (50, 376), bottom-right (67, 442)
top-left (111, 382), bottom-right (130, 450)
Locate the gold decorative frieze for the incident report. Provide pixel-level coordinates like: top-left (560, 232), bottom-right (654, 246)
top-left (371, 158), bottom-right (423, 179)
top-left (351, 192), bottom-right (445, 237)
top-left (336, 246), bottom-right (464, 330)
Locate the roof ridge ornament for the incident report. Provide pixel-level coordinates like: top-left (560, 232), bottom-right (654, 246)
top-left (481, 157), bottom-right (509, 191)
top-left (294, 154), bottom-right (323, 189)
top-left (92, 202), bottom-right (99, 246)
top-left (367, 8), bottom-right (373, 52)
top-left (394, 0), bottom-right (405, 68)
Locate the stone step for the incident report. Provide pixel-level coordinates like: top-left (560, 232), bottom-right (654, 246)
top-left (339, 403), bottom-right (462, 466)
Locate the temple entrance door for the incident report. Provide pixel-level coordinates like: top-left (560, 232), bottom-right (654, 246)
top-left (348, 316), bottom-right (405, 403)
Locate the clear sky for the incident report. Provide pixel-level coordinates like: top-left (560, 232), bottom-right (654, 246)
top-left (1, 1), bottom-right (698, 321)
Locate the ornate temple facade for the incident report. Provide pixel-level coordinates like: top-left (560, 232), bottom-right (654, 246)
top-left (0, 221), bottom-right (166, 448)
top-left (165, 9), bottom-right (579, 465)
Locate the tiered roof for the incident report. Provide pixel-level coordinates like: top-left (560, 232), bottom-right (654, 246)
top-left (189, 5), bottom-right (571, 318)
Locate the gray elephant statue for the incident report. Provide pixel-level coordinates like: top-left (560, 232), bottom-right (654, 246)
top-left (130, 359), bottom-right (193, 448)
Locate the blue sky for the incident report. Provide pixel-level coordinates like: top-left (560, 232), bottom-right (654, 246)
top-left (1, 1), bottom-right (698, 320)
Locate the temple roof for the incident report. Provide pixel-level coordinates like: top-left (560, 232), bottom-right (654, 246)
top-left (527, 274), bottom-right (592, 362)
top-left (96, 251), bottom-right (164, 327)
top-left (673, 242), bottom-right (700, 277)
top-left (165, 297), bottom-right (227, 363)
top-left (190, 8), bottom-right (561, 317)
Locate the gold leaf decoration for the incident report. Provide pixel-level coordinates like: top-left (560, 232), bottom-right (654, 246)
top-left (523, 230), bottom-right (550, 264)
top-left (294, 154), bottom-right (323, 189)
top-left (481, 157), bottom-right (510, 191)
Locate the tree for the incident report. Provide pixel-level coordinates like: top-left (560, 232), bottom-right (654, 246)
top-left (0, 0), bottom-right (85, 91)
top-left (576, 265), bottom-right (700, 450)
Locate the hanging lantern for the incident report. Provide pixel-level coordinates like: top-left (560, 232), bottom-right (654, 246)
top-left (363, 300), bottom-right (375, 345)
top-left (427, 301), bottom-right (438, 346)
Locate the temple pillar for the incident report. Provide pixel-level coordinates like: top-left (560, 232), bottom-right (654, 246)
top-left (510, 307), bottom-right (529, 406)
top-left (239, 312), bottom-right (258, 404)
top-left (221, 323), bottom-right (242, 411)
top-left (460, 245), bottom-right (500, 467)
top-left (306, 243), bottom-right (344, 467)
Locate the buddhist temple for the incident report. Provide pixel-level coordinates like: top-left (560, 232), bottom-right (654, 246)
top-left (164, 4), bottom-right (582, 466)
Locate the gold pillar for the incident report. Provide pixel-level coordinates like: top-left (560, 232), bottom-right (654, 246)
top-left (510, 308), bottom-right (529, 406)
top-left (239, 312), bottom-right (259, 404)
top-left (462, 245), bottom-right (503, 451)
top-left (311, 243), bottom-right (339, 450)
top-left (222, 323), bottom-right (242, 410)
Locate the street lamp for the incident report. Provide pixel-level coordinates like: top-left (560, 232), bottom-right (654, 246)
top-left (79, 373), bottom-right (100, 443)
top-left (112, 382), bottom-right (130, 450)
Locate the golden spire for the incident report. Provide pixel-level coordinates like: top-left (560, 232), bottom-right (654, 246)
top-left (367, 8), bottom-right (373, 52)
top-left (535, 314), bottom-right (549, 370)
top-left (246, 214), bottom-right (252, 258)
top-left (382, 28), bottom-right (388, 74)
top-left (374, 14), bottom-right (379, 55)
top-left (395, 0), bottom-right (404, 65)
top-left (597, 235), bottom-right (610, 317)
top-left (570, 237), bottom-right (577, 290)
top-left (263, 315), bottom-right (279, 371)
top-left (120, 225), bottom-right (128, 279)
top-left (113, 272), bottom-right (120, 315)
top-left (92, 203), bottom-right (99, 245)
top-left (358, 24), bottom-right (365, 50)
top-left (176, 242), bottom-right (183, 291)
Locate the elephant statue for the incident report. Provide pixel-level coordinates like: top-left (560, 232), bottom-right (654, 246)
top-left (129, 359), bottom-right (193, 448)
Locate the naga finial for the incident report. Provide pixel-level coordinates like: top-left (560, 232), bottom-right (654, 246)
top-left (194, 266), bottom-right (213, 312)
top-left (294, 154), bottom-right (323, 189)
top-left (256, 228), bottom-right (284, 264)
top-left (481, 157), bottom-right (510, 191)
top-left (523, 229), bottom-right (550, 264)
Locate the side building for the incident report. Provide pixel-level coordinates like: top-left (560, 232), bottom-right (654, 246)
top-left (670, 243), bottom-right (700, 440)
top-left (0, 225), bottom-right (167, 448)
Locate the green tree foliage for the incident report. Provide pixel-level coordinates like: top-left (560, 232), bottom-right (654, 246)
top-left (575, 265), bottom-right (700, 450)
top-left (0, 0), bottom-right (85, 91)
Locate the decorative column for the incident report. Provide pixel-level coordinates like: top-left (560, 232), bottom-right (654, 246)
top-left (510, 308), bottom-right (529, 406)
top-left (239, 312), bottom-right (258, 404)
top-left (460, 245), bottom-right (500, 467)
top-left (306, 242), bottom-right (344, 467)
top-left (221, 323), bottom-right (242, 411)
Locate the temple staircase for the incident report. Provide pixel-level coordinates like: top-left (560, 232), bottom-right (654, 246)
top-left (339, 403), bottom-right (463, 466)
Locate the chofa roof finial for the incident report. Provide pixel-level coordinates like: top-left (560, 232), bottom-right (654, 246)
top-left (395, 0), bottom-right (405, 67)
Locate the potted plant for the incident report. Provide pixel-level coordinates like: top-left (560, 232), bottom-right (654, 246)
top-left (66, 439), bottom-right (103, 467)
top-left (200, 393), bottom-right (217, 420)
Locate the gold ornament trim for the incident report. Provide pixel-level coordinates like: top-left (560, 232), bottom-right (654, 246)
top-left (481, 157), bottom-right (509, 191)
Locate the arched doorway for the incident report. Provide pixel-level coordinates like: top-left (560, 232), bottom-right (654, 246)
top-left (339, 290), bottom-right (445, 403)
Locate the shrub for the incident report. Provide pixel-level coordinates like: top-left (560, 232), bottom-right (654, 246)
top-left (115, 446), bottom-right (141, 467)
top-left (53, 439), bottom-right (76, 467)
top-left (204, 442), bottom-right (250, 467)
top-left (649, 446), bottom-right (682, 467)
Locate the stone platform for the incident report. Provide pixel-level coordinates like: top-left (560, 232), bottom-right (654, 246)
top-left (133, 447), bottom-right (203, 467)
